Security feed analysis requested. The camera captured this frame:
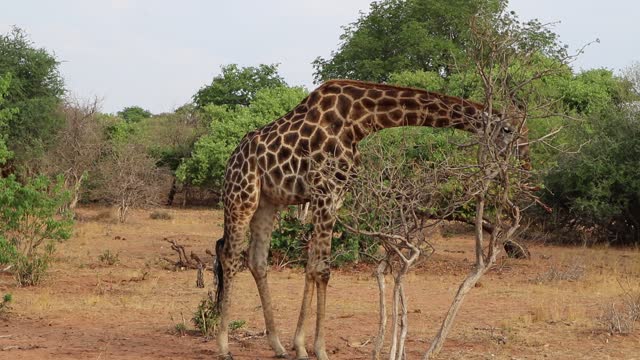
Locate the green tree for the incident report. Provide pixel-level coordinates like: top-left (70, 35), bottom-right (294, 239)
top-left (313, 0), bottom-right (502, 83)
top-left (117, 106), bottom-right (152, 122)
top-left (178, 86), bottom-right (307, 191)
top-left (0, 27), bottom-right (65, 172)
top-left (0, 74), bottom-right (16, 165)
top-left (193, 64), bottom-right (286, 108)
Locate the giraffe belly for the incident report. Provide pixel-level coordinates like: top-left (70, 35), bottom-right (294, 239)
top-left (259, 176), bottom-right (309, 206)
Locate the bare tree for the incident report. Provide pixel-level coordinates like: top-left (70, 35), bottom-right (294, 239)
top-left (622, 61), bottom-right (640, 96)
top-left (423, 9), bottom-right (572, 359)
top-left (45, 97), bottom-right (107, 209)
top-left (92, 143), bottom-right (171, 222)
top-left (332, 8), bottom-right (573, 360)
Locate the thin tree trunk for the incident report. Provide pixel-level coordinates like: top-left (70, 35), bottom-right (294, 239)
top-left (373, 261), bottom-right (388, 360)
top-left (423, 194), bottom-right (491, 359)
top-left (397, 283), bottom-right (408, 360)
top-left (166, 177), bottom-right (177, 206)
top-left (423, 264), bottom-right (489, 359)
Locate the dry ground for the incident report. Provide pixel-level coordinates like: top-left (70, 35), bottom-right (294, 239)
top-left (1, 206), bottom-right (639, 359)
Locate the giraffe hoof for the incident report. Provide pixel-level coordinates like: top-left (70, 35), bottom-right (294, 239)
top-left (275, 353), bottom-right (290, 359)
top-left (218, 353), bottom-right (233, 360)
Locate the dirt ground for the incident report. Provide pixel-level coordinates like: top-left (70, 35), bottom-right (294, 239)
top-left (1, 206), bottom-right (639, 359)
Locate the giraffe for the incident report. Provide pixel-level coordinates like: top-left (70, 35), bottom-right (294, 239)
top-left (214, 79), bottom-right (527, 360)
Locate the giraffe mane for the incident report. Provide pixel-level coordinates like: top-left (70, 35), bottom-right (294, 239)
top-left (322, 79), bottom-right (494, 113)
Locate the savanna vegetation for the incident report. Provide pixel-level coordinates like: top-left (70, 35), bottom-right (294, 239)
top-left (1, 0), bottom-right (639, 358)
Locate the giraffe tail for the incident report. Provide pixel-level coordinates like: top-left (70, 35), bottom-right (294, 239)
top-left (214, 236), bottom-right (225, 313)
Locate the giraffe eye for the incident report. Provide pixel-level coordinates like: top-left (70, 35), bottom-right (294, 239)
top-left (502, 126), bottom-right (512, 134)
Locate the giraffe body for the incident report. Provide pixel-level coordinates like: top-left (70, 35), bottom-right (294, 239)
top-left (215, 80), bottom-right (520, 360)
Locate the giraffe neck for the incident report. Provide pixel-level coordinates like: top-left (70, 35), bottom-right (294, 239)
top-left (317, 80), bottom-right (490, 143)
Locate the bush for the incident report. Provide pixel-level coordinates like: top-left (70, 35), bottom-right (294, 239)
top-left (270, 206), bottom-right (378, 268)
top-left (13, 243), bottom-right (54, 286)
top-left (0, 174), bottom-right (72, 286)
top-left (599, 288), bottom-right (640, 335)
top-left (270, 207), bottom-right (311, 266)
top-left (543, 105), bottom-right (640, 245)
top-left (192, 292), bottom-right (219, 337)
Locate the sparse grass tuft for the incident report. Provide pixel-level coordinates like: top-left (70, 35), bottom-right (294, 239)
top-left (0, 293), bottom-right (12, 315)
top-left (93, 209), bottom-right (117, 222)
top-left (150, 210), bottom-right (173, 220)
top-left (229, 319), bottom-right (246, 332)
top-left (532, 262), bottom-right (586, 284)
top-left (98, 250), bottom-right (119, 265)
top-left (174, 322), bottom-right (187, 336)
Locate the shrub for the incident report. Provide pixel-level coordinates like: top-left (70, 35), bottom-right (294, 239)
top-left (0, 174), bottom-right (73, 286)
top-left (192, 292), bottom-right (219, 337)
top-left (13, 243), bottom-right (55, 286)
top-left (270, 206), bottom-right (378, 268)
top-left (543, 105), bottom-right (640, 245)
top-left (271, 207), bottom-right (312, 266)
top-left (599, 288), bottom-right (640, 335)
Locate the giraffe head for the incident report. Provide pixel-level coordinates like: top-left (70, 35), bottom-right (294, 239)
top-left (481, 109), bottom-right (531, 170)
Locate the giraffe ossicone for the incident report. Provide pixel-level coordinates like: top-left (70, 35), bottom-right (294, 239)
top-left (213, 79), bottom-right (527, 360)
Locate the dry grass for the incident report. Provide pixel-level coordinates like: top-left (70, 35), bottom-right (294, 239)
top-left (1, 207), bottom-right (639, 360)
top-left (532, 262), bottom-right (586, 283)
top-left (150, 209), bottom-right (173, 220)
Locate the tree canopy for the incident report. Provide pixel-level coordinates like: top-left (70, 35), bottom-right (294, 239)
top-left (193, 64), bottom-right (286, 109)
top-left (312, 0), bottom-right (503, 83)
top-left (0, 27), bottom-right (65, 170)
top-left (118, 106), bottom-right (152, 122)
top-left (0, 75), bottom-right (16, 165)
top-left (178, 85), bottom-right (308, 190)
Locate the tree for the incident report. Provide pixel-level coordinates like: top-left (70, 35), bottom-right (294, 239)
top-left (117, 106), bottom-right (152, 122)
top-left (44, 98), bottom-right (108, 209)
top-left (312, 0), bottom-right (502, 83)
top-left (193, 64), bottom-right (286, 108)
top-left (0, 27), bottom-right (65, 174)
top-left (326, 8), bottom-right (571, 358)
top-left (0, 74), bottom-right (16, 166)
top-left (135, 107), bottom-right (206, 205)
top-left (178, 86), bottom-right (307, 193)
top-left (91, 143), bottom-right (171, 222)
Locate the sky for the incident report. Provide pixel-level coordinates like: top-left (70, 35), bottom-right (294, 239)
top-left (2, 0), bottom-right (638, 114)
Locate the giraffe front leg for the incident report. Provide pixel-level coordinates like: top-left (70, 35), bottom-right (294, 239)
top-left (305, 201), bottom-right (336, 360)
top-left (293, 275), bottom-right (315, 360)
top-left (216, 218), bottom-right (253, 359)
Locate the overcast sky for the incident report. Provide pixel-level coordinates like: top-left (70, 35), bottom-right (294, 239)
top-left (2, 0), bottom-right (638, 114)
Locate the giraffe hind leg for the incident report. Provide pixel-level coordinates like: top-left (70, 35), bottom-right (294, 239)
top-left (247, 199), bottom-right (288, 358)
